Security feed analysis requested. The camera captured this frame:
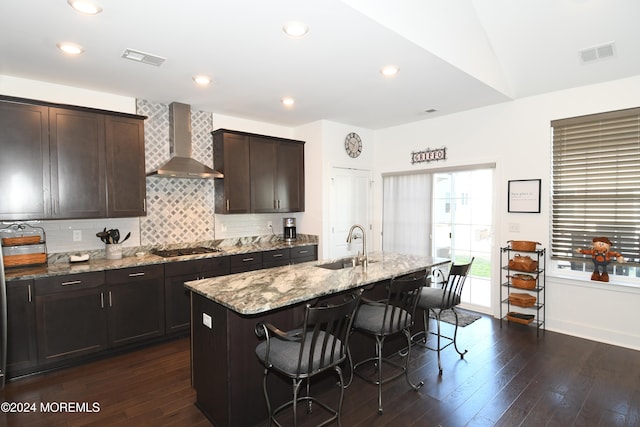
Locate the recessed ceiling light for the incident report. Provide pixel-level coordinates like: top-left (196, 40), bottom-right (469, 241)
top-left (283, 22), bottom-right (309, 37)
top-left (381, 66), bottom-right (399, 77)
top-left (57, 42), bottom-right (84, 55)
top-left (281, 97), bottom-right (295, 107)
top-left (193, 75), bottom-right (212, 85)
top-left (67, 0), bottom-right (102, 15)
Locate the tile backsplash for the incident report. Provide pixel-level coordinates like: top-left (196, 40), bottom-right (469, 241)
top-left (30, 99), bottom-right (303, 254)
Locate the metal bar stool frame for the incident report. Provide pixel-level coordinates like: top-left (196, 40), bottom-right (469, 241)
top-left (255, 290), bottom-right (362, 427)
top-left (413, 258), bottom-right (474, 375)
top-left (350, 271), bottom-right (428, 415)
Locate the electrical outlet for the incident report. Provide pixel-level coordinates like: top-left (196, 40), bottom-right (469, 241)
top-left (202, 313), bottom-right (213, 329)
top-left (73, 230), bottom-right (82, 241)
top-left (508, 223), bottom-right (520, 232)
top-left (267, 221), bottom-right (273, 229)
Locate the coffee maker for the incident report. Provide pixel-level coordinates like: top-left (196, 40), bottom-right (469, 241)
top-left (283, 218), bottom-right (296, 242)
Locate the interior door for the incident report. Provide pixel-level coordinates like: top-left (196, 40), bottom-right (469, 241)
top-left (329, 167), bottom-right (370, 258)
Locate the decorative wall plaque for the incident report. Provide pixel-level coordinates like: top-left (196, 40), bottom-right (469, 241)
top-left (411, 147), bottom-right (447, 164)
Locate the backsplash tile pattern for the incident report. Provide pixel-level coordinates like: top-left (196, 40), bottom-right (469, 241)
top-left (137, 99), bottom-right (215, 245)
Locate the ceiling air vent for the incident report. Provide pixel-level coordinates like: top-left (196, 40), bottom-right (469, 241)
top-left (121, 48), bottom-right (166, 66)
top-left (579, 42), bottom-right (616, 64)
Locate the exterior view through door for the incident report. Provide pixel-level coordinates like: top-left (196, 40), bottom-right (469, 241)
top-left (383, 166), bottom-right (494, 312)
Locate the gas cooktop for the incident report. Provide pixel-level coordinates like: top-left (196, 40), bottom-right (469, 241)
top-left (152, 246), bottom-right (223, 258)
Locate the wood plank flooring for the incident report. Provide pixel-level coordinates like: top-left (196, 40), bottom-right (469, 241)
top-left (2, 314), bottom-right (639, 426)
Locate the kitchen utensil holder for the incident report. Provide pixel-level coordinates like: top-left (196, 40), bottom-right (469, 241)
top-left (106, 243), bottom-right (123, 260)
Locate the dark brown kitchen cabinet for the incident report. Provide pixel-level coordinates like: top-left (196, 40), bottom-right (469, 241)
top-left (250, 137), bottom-right (305, 213)
top-left (105, 115), bottom-right (146, 217)
top-left (104, 264), bottom-right (164, 346)
top-left (0, 95), bottom-right (146, 220)
top-left (229, 252), bottom-right (263, 273)
top-left (35, 271), bottom-right (108, 366)
top-left (0, 101), bottom-right (50, 220)
top-left (164, 256), bottom-right (230, 334)
top-left (6, 279), bottom-right (38, 377)
top-left (49, 107), bottom-right (107, 218)
top-left (290, 245), bottom-right (317, 264)
top-left (213, 129), bottom-right (305, 214)
top-left (213, 130), bottom-right (251, 214)
top-left (262, 248), bottom-right (291, 268)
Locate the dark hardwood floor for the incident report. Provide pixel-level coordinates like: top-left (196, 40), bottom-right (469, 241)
top-left (2, 314), bottom-right (639, 426)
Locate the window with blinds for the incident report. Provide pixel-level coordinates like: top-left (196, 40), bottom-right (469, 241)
top-left (551, 107), bottom-right (640, 279)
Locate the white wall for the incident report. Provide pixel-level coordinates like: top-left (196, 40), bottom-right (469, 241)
top-left (372, 75), bottom-right (640, 350)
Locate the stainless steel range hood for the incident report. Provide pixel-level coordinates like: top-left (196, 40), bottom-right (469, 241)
top-left (146, 102), bottom-right (223, 179)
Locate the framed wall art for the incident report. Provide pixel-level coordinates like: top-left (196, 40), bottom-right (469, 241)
top-left (508, 179), bottom-right (541, 213)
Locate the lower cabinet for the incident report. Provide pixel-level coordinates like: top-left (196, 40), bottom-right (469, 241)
top-left (18, 245), bottom-right (317, 377)
top-left (291, 245), bottom-right (317, 264)
top-left (164, 257), bottom-right (230, 335)
top-left (34, 265), bottom-right (164, 368)
top-left (6, 279), bottom-right (38, 376)
top-left (105, 264), bottom-right (165, 346)
top-left (230, 252), bottom-right (263, 274)
top-left (262, 248), bottom-right (290, 268)
top-left (35, 271), bottom-right (108, 366)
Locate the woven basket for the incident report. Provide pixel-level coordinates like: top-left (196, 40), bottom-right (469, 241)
top-left (508, 254), bottom-right (538, 272)
top-left (508, 240), bottom-right (540, 252)
top-left (508, 274), bottom-right (537, 289)
top-left (506, 312), bottom-right (534, 325)
top-left (508, 292), bottom-right (537, 307)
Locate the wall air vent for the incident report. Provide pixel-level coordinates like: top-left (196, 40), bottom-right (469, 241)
top-left (579, 42), bottom-right (616, 64)
top-left (121, 48), bottom-right (166, 66)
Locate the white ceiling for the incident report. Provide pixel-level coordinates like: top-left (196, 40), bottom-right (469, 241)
top-left (1, 0), bottom-right (639, 129)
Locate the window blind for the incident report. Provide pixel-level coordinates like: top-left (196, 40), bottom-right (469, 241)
top-left (551, 107), bottom-right (640, 265)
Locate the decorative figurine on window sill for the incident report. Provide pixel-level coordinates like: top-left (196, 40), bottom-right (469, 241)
top-left (575, 237), bottom-right (625, 282)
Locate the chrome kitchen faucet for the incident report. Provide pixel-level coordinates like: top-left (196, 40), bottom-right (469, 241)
top-left (346, 224), bottom-right (368, 270)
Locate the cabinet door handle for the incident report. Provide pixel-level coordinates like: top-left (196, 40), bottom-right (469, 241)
top-left (298, 250), bottom-right (309, 254)
top-left (100, 292), bottom-right (105, 309)
top-left (273, 254), bottom-right (283, 258)
top-left (61, 280), bottom-right (82, 286)
top-left (128, 272), bottom-right (145, 277)
top-left (226, 199), bottom-right (230, 211)
top-left (28, 284), bottom-right (32, 302)
top-left (109, 291), bottom-right (113, 307)
top-left (242, 257), bottom-right (254, 262)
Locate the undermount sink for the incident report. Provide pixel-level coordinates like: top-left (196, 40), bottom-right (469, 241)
top-left (316, 258), bottom-right (375, 270)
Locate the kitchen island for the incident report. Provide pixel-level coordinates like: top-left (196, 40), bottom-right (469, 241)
top-left (185, 252), bottom-right (449, 427)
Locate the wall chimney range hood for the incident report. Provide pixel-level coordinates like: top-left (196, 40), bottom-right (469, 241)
top-left (146, 102), bottom-right (223, 179)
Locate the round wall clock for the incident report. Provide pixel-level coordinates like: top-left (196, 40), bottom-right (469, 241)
top-left (345, 132), bottom-right (362, 158)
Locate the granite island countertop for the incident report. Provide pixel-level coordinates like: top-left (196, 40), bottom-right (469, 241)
top-left (4, 235), bottom-right (318, 281)
top-left (185, 252), bottom-right (450, 316)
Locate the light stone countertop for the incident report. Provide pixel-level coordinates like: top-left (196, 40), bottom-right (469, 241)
top-left (4, 235), bottom-right (318, 281)
top-left (185, 252), bottom-right (450, 316)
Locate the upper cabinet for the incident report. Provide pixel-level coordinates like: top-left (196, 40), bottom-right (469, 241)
top-left (105, 115), bottom-right (146, 217)
top-left (49, 107), bottom-right (107, 218)
top-left (213, 130), bottom-right (251, 214)
top-left (213, 129), bottom-right (305, 214)
top-left (0, 101), bottom-right (50, 219)
top-left (0, 96), bottom-right (146, 220)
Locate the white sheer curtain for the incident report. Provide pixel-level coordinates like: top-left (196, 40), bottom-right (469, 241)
top-left (382, 173), bottom-right (432, 256)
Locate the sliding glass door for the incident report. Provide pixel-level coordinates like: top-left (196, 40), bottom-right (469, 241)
top-left (382, 166), bottom-right (494, 311)
top-left (432, 169), bottom-right (493, 309)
